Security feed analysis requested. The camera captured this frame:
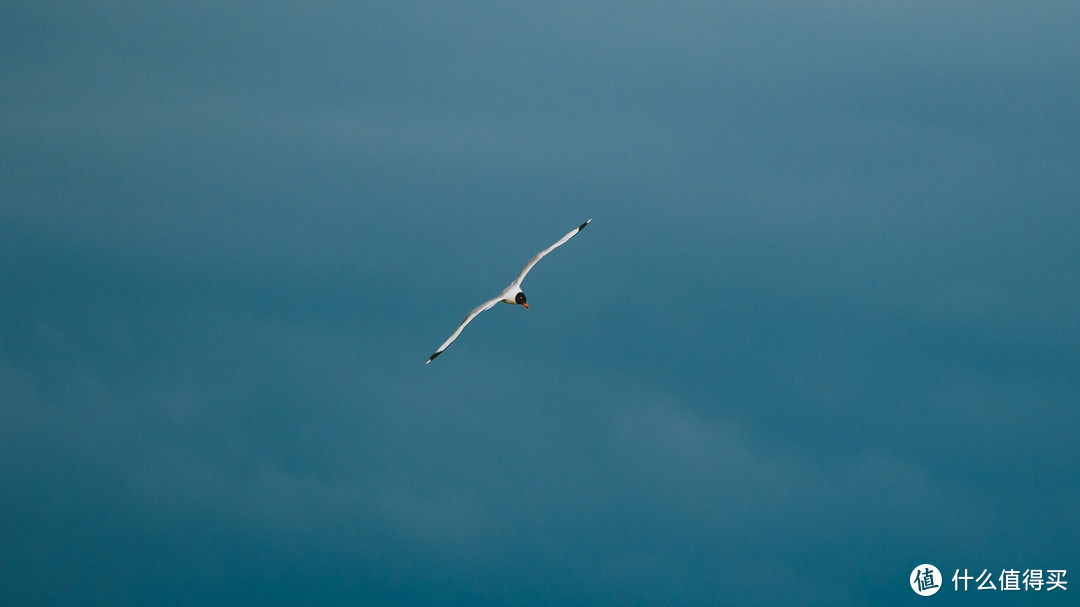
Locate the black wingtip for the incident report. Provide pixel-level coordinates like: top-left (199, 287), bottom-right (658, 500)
top-left (426, 351), bottom-right (442, 364)
top-left (579, 219), bottom-right (591, 231)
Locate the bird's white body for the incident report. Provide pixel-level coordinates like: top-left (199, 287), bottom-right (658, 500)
top-left (426, 219), bottom-right (591, 363)
top-left (495, 283), bottom-right (523, 305)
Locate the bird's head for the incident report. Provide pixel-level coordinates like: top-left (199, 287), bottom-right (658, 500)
top-left (515, 292), bottom-right (528, 309)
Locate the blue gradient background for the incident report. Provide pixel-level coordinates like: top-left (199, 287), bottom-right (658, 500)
top-left (2, 2), bottom-right (1077, 605)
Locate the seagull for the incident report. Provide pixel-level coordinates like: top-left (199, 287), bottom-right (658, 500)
top-left (426, 218), bottom-right (592, 364)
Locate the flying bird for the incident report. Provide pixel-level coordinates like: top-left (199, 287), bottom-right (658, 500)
top-left (426, 219), bottom-right (592, 364)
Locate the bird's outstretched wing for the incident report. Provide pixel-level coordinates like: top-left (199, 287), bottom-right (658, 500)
top-left (426, 296), bottom-right (502, 363)
top-left (512, 219), bottom-right (591, 287)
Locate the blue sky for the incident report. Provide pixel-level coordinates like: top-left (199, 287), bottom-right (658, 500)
top-left (2, 1), bottom-right (1078, 605)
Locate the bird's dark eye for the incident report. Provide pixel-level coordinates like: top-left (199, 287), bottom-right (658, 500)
top-left (515, 292), bottom-right (527, 305)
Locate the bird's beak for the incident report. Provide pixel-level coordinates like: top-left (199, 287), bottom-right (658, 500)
top-left (523, 303), bottom-right (529, 309)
